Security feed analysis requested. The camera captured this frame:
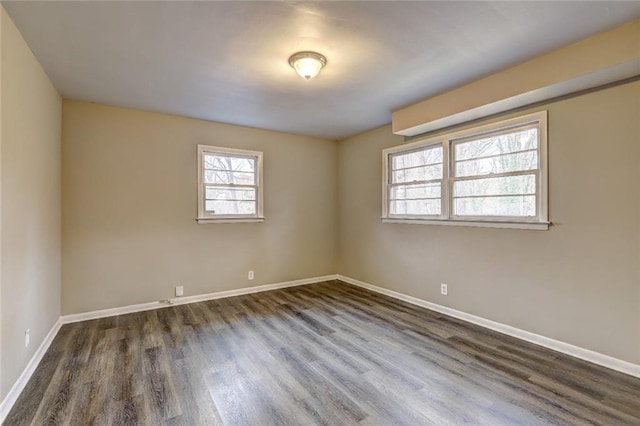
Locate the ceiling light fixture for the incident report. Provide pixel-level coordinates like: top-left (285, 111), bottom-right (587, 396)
top-left (288, 51), bottom-right (327, 81)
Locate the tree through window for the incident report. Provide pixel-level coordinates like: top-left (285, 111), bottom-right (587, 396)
top-left (197, 145), bottom-right (264, 223)
top-left (382, 111), bottom-right (548, 229)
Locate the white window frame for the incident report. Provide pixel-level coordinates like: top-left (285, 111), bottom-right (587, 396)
top-left (382, 111), bottom-right (548, 230)
top-left (197, 144), bottom-right (264, 224)
top-left (386, 143), bottom-right (447, 220)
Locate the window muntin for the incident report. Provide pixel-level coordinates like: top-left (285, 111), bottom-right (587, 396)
top-left (382, 112), bottom-right (547, 227)
top-left (197, 145), bottom-right (263, 222)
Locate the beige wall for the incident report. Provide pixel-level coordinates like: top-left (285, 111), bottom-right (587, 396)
top-left (62, 101), bottom-right (338, 315)
top-left (0, 6), bottom-right (4, 399)
top-left (338, 81), bottom-right (640, 364)
top-left (1, 7), bottom-right (62, 400)
top-left (392, 19), bottom-right (640, 136)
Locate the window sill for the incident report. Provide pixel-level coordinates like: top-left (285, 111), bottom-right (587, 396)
top-left (196, 217), bottom-right (265, 224)
top-left (381, 218), bottom-right (550, 230)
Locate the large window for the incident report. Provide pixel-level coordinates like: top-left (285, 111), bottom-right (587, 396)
top-left (197, 145), bottom-right (264, 223)
top-left (382, 111), bottom-right (548, 229)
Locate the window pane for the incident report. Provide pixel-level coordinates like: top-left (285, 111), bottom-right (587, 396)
top-left (382, 114), bottom-right (546, 223)
top-left (205, 200), bottom-right (256, 215)
top-left (204, 170), bottom-right (255, 185)
top-left (206, 187), bottom-right (256, 201)
top-left (455, 128), bottom-right (537, 161)
top-left (391, 199), bottom-right (441, 216)
top-left (392, 164), bottom-right (442, 183)
top-left (454, 195), bottom-right (536, 217)
top-left (204, 154), bottom-right (255, 172)
top-left (392, 146), bottom-right (442, 170)
top-left (391, 182), bottom-right (441, 200)
top-left (455, 151), bottom-right (538, 177)
top-left (453, 174), bottom-right (536, 197)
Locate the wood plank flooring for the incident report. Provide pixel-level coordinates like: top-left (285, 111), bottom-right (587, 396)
top-left (4, 280), bottom-right (640, 425)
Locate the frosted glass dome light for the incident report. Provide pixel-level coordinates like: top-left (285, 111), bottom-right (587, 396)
top-left (288, 51), bottom-right (327, 80)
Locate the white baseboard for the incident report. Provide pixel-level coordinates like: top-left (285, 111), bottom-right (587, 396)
top-left (61, 274), bottom-right (338, 324)
top-left (0, 275), bottom-right (337, 422)
top-left (337, 274), bottom-right (640, 379)
top-left (3, 273), bottom-right (637, 424)
top-left (0, 317), bottom-right (63, 424)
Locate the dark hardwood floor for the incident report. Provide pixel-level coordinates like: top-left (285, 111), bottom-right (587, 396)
top-left (4, 280), bottom-right (640, 425)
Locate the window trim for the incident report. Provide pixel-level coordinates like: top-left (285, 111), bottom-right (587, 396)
top-left (382, 111), bottom-right (548, 230)
top-left (197, 144), bottom-right (264, 224)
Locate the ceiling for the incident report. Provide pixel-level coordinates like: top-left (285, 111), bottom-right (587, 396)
top-left (4, 1), bottom-right (640, 140)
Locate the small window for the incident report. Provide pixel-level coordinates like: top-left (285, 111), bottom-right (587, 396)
top-left (388, 144), bottom-right (444, 218)
top-left (382, 111), bottom-right (548, 230)
top-left (197, 145), bottom-right (264, 223)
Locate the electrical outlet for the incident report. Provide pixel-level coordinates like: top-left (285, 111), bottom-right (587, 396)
top-left (248, 270), bottom-right (254, 280)
top-left (175, 286), bottom-right (184, 297)
top-left (441, 283), bottom-right (448, 296)
top-left (25, 329), bottom-right (30, 348)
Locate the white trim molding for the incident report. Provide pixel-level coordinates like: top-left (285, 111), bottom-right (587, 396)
top-left (4, 272), bottom-right (639, 424)
top-left (0, 318), bottom-right (63, 424)
top-left (336, 274), bottom-right (640, 379)
top-left (196, 217), bottom-right (265, 224)
top-left (1, 275), bottom-right (337, 422)
top-left (62, 275), bottom-right (338, 324)
top-left (1, 275), bottom-right (337, 421)
top-left (381, 218), bottom-right (550, 230)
